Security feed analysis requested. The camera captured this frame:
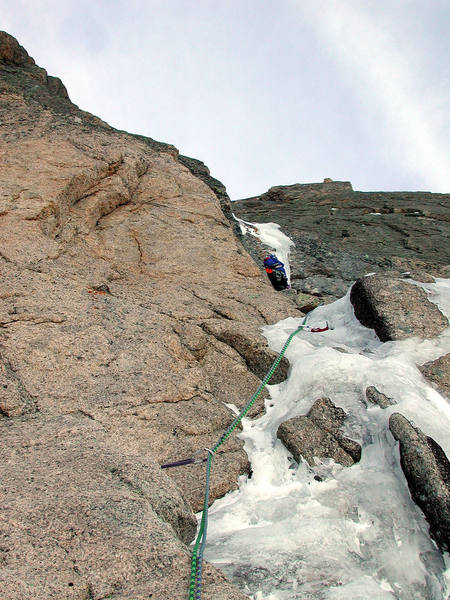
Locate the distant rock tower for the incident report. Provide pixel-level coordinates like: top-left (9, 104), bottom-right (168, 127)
top-left (323, 178), bottom-right (333, 183)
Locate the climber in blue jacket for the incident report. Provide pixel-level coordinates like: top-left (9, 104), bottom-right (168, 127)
top-left (263, 254), bottom-right (289, 291)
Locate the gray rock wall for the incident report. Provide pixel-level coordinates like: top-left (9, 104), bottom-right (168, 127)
top-left (233, 181), bottom-right (449, 301)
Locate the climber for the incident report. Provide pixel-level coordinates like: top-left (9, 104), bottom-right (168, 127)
top-left (263, 254), bottom-right (289, 291)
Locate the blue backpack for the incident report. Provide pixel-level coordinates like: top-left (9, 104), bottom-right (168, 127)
top-left (263, 254), bottom-right (286, 275)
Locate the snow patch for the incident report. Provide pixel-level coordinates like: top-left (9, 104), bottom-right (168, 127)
top-left (234, 214), bottom-right (294, 281)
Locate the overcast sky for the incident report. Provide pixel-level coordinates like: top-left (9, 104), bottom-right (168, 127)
top-left (3, 1), bottom-right (449, 198)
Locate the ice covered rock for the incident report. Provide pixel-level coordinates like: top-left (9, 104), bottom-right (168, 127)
top-left (389, 412), bottom-right (450, 552)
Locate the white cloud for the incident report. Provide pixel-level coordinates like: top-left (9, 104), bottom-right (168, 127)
top-left (2, 1), bottom-right (449, 195)
top-left (295, 0), bottom-right (450, 191)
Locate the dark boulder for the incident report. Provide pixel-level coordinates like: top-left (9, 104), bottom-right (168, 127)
top-left (350, 275), bottom-right (448, 341)
top-left (277, 397), bottom-right (361, 467)
top-left (365, 386), bottom-right (395, 408)
top-left (389, 413), bottom-right (450, 552)
top-left (419, 354), bottom-right (450, 397)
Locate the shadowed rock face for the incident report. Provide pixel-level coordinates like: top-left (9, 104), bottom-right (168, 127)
top-left (0, 31), bottom-right (301, 599)
top-left (233, 181), bottom-right (450, 302)
top-left (0, 30), bottom-right (69, 100)
top-left (389, 413), bottom-right (450, 553)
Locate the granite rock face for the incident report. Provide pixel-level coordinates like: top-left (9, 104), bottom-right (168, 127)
top-left (0, 414), bottom-right (250, 600)
top-left (419, 354), bottom-right (450, 397)
top-left (350, 275), bottom-right (448, 341)
top-left (0, 31), bottom-right (302, 599)
top-left (277, 397), bottom-right (361, 467)
top-left (233, 181), bottom-right (450, 302)
top-left (389, 413), bottom-right (450, 553)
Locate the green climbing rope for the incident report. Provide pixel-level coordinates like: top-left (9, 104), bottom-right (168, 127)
top-left (189, 314), bottom-right (309, 600)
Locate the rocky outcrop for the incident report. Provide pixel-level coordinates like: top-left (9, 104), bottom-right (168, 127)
top-left (202, 320), bottom-right (290, 384)
top-left (0, 30), bottom-right (68, 99)
top-left (233, 181), bottom-right (450, 302)
top-left (178, 154), bottom-right (238, 233)
top-left (365, 386), bottom-right (395, 408)
top-left (0, 31), bottom-right (304, 599)
top-left (277, 397), bottom-right (361, 467)
top-left (350, 275), bottom-right (448, 341)
top-left (419, 354), bottom-right (450, 397)
top-left (389, 413), bottom-right (450, 553)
